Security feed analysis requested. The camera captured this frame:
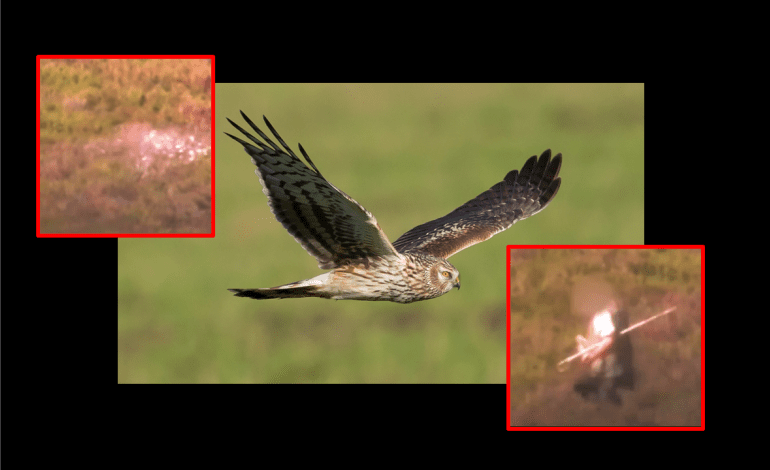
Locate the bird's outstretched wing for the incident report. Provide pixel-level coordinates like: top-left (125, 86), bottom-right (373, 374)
top-left (392, 150), bottom-right (561, 259)
top-left (226, 111), bottom-right (399, 269)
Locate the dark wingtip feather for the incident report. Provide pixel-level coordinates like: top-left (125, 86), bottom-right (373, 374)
top-left (503, 169), bottom-right (519, 184)
top-left (239, 110), bottom-right (258, 130)
top-left (224, 131), bottom-right (254, 150)
top-left (542, 177), bottom-right (561, 206)
top-left (260, 116), bottom-right (282, 145)
top-left (547, 153), bottom-right (562, 180)
top-left (262, 115), bottom-right (275, 132)
top-left (298, 143), bottom-right (323, 176)
top-left (535, 151), bottom-right (561, 206)
top-left (534, 149), bottom-right (551, 176)
top-left (516, 155), bottom-right (538, 182)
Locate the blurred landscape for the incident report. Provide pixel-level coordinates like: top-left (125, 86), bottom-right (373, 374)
top-left (39, 58), bottom-right (211, 234)
top-left (509, 249), bottom-right (702, 426)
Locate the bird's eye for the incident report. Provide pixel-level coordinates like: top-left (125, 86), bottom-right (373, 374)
top-left (442, 271), bottom-right (450, 278)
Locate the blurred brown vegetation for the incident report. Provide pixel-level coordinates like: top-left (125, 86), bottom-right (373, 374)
top-left (39, 58), bottom-right (211, 234)
top-left (509, 249), bottom-right (702, 426)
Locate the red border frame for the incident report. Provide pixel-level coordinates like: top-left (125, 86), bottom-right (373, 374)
top-left (506, 245), bottom-right (705, 430)
top-left (36, 55), bottom-right (215, 238)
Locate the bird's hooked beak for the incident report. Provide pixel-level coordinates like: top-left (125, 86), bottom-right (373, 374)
top-left (454, 275), bottom-right (461, 290)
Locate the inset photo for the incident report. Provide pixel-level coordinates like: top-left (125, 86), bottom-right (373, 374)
top-left (507, 246), bottom-right (703, 429)
top-left (37, 55), bottom-right (214, 236)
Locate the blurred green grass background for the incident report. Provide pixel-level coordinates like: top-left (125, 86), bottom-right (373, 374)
top-left (118, 83), bottom-right (644, 383)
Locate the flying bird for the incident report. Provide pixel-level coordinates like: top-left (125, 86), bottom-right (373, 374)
top-left (226, 111), bottom-right (562, 303)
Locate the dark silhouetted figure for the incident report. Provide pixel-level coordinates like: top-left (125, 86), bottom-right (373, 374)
top-left (574, 309), bottom-right (634, 405)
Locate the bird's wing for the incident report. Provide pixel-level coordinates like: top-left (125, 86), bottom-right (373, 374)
top-left (226, 111), bottom-right (399, 269)
top-left (392, 150), bottom-right (561, 259)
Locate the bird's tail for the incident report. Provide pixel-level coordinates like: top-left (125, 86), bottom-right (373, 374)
top-left (228, 273), bottom-right (331, 300)
top-left (228, 285), bottom-right (324, 300)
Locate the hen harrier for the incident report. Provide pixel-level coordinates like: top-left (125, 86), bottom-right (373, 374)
top-left (226, 111), bottom-right (562, 303)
